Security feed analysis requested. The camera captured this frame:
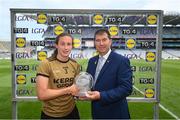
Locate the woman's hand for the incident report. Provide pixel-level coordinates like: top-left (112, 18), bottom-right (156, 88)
top-left (68, 84), bottom-right (79, 96)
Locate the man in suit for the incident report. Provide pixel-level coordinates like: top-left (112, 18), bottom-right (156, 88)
top-left (86, 29), bottom-right (132, 119)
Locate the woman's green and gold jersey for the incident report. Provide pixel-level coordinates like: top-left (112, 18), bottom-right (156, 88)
top-left (37, 57), bottom-right (80, 117)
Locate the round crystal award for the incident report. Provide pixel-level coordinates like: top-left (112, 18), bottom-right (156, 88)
top-left (75, 72), bottom-right (93, 97)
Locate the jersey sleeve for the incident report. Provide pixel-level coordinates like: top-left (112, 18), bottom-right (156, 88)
top-left (76, 63), bottom-right (81, 75)
top-left (36, 60), bottom-right (50, 78)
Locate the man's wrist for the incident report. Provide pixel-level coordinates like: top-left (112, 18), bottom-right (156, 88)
top-left (96, 91), bottom-right (101, 100)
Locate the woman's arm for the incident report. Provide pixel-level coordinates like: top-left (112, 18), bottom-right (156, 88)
top-left (36, 75), bottom-right (79, 101)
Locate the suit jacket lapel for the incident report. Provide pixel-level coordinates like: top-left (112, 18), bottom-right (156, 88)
top-left (96, 52), bottom-right (113, 84)
top-left (92, 56), bottom-right (99, 80)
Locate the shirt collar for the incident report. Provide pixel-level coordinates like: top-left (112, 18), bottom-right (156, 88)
top-left (99, 49), bottom-right (111, 60)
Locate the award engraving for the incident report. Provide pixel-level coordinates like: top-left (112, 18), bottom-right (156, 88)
top-left (75, 72), bottom-right (93, 97)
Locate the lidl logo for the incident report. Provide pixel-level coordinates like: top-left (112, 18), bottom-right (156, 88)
top-left (73, 39), bottom-right (81, 48)
top-left (54, 25), bottom-right (64, 35)
top-left (147, 15), bottom-right (157, 25)
top-left (37, 51), bottom-right (47, 61)
top-left (16, 37), bottom-right (26, 48)
top-left (37, 13), bottom-right (47, 24)
top-left (146, 52), bottom-right (156, 62)
top-left (145, 88), bottom-right (154, 98)
top-left (93, 14), bottom-right (103, 24)
top-left (109, 26), bottom-right (118, 36)
top-left (16, 74), bottom-right (26, 84)
top-left (126, 38), bottom-right (136, 49)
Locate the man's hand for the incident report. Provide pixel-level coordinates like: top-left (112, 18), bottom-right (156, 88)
top-left (85, 91), bottom-right (100, 100)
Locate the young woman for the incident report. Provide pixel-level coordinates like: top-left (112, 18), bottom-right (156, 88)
top-left (36, 33), bottom-right (80, 119)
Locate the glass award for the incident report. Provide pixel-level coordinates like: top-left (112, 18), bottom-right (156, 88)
top-left (75, 72), bottom-right (93, 97)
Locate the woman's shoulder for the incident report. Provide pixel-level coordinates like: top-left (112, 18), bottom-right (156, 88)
top-left (69, 58), bottom-right (78, 63)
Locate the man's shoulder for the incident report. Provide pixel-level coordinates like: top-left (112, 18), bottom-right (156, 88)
top-left (89, 55), bottom-right (98, 61)
top-left (88, 55), bottom-right (98, 64)
top-left (111, 51), bottom-right (128, 61)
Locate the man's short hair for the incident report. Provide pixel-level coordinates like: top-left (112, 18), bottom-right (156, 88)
top-left (94, 29), bottom-right (111, 40)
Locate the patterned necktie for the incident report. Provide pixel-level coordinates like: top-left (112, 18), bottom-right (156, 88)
top-left (94, 56), bottom-right (105, 85)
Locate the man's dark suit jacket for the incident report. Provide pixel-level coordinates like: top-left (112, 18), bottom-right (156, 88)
top-left (87, 51), bottom-right (132, 119)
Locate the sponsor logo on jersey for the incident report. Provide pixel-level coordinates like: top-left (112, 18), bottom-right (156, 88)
top-left (53, 77), bottom-right (74, 88)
